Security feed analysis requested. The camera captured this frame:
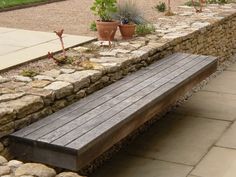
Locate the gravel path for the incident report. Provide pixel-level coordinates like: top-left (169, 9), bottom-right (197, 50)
top-left (0, 0), bottom-right (187, 37)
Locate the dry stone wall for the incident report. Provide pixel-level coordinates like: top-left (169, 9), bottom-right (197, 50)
top-left (0, 4), bottom-right (236, 161)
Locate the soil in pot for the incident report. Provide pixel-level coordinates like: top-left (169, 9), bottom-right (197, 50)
top-left (119, 24), bottom-right (136, 40)
top-left (96, 21), bottom-right (119, 41)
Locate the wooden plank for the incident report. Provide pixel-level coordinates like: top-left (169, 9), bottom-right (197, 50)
top-left (23, 54), bottom-right (197, 141)
top-left (12, 53), bottom-right (188, 137)
top-left (36, 55), bottom-right (201, 143)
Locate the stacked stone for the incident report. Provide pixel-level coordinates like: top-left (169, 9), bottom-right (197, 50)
top-left (0, 4), bottom-right (236, 159)
top-left (0, 155), bottom-right (84, 177)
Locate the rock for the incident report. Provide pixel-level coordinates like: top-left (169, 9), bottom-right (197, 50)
top-left (0, 166), bottom-right (11, 176)
top-left (191, 22), bottom-right (210, 29)
top-left (56, 172), bottom-right (84, 177)
top-left (56, 70), bottom-right (101, 92)
top-left (8, 160), bottom-right (23, 169)
top-left (0, 76), bottom-right (9, 84)
top-left (76, 90), bottom-right (86, 99)
top-left (0, 156), bottom-right (8, 165)
top-left (60, 68), bottom-right (75, 74)
top-left (15, 163), bottom-right (56, 177)
top-left (44, 81), bottom-right (73, 99)
top-left (42, 69), bottom-right (62, 78)
top-left (28, 80), bottom-right (51, 88)
top-left (12, 76), bottom-right (32, 82)
top-left (93, 41), bottom-right (112, 47)
top-left (99, 50), bottom-right (118, 57)
top-left (0, 95), bottom-right (44, 119)
top-left (73, 46), bottom-right (90, 53)
top-left (0, 92), bottom-right (25, 103)
top-left (34, 75), bottom-right (55, 81)
top-left (0, 107), bottom-right (15, 126)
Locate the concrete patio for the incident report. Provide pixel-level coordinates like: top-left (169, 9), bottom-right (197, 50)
top-left (0, 27), bottom-right (95, 71)
top-left (91, 60), bottom-right (236, 177)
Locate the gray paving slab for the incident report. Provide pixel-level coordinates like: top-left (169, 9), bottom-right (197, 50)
top-left (91, 153), bottom-right (192, 177)
top-left (216, 121), bottom-right (236, 149)
top-left (226, 62), bottom-right (236, 72)
top-left (124, 114), bottom-right (229, 165)
top-left (203, 71), bottom-right (236, 94)
top-left (125, 114), bottom-right (229, 166)
top-left (0, 27), bottom-right (95, 71)
top-left (191, 147), bottom-right (236, 177)
top-left (175, 91), bottom-right (236, 121)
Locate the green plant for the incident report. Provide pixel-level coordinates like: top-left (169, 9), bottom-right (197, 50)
top-left (135, 24), bottom-right (155, 36)
top-left (185, 0), bottom-right (201, 6)
top-left (91, 0), bottom-right (117, 22)
top-left (207, 0), bottom-right (228, 4)
top-left (21, 69), bottom-right (39, 78)
top-left (113, 0), bottom-right (147, 24)
top-left (155, 2), bottom-right (166, 12)
top-left (90, 21), bottom-right (97, 31)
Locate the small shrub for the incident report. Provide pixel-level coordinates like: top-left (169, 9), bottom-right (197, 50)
top-left (185, 0), bottom-right (201, 6)
top-left (136, 24), bottom-right (155, 36)
top-left (90, 21), bottom-right (97, 31)
top-left (21, 69), bottom-right (39, 78)
top-left (155, 2), bottom-right (166, 12)
top-left (207, 0), bottom-right (228, 4)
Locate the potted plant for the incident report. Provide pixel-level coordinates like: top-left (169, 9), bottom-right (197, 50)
top-left (114, 0), bottom-right (147, 39)
top-left (91, 0), bottom-right (119, 41)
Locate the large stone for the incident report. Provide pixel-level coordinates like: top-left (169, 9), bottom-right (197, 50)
top-left (12, 75), bottom-right (32, 82)
top-left (34, 75), bottom-right (55, 81)
top-left (44, 81), bottom-right (73, 99)
top-left (0, 108), bottom-right (15, 126)
top-left (42, 69), bottom-right (62, 78)
top-left (0, 95), bottom-right (44, 119)
top-left (0, 76), bottom-right (9, 84)
top-left (28, 80), bottom-right (51, 88)
top-left (0, 92), bottom-right (25, 103)
top-left (15, 163), bottom-right (56, 177)
top-left (56, 70), bottom-right (101, 92)
top-left (0, 166), bottom-right (11, 176)
top-left (0, 122), bottom-right (14, 138)
top-left (8, 160), bottom-right (23, 172)
top-left (56, 172), bottom-right (84, 177)
top-left (0, 156), bottom-right (8, 165)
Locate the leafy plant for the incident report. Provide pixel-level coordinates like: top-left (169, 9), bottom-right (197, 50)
top-left (113, 0), bottom-right (147, 24)
top-left (155, 2), bottom-right (166, 12)
top-left (135, 24), bottom-right (155, 36)
top-left (90, 21), bottom-right (97, 31)
top-left (91, 0), bottom-right (117, 22)
top-left (21, 69), bottom-right (39, 78)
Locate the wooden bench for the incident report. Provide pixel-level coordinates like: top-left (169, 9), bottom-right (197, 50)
top-left (9, 53), bottom-right (217, 171)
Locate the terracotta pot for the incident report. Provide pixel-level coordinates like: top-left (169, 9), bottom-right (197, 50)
top-left (119, 24), bottom-right (136, 40)
top-left (96, 20), bottom-right (119, 41)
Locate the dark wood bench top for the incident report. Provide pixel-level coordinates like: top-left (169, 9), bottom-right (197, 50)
top-left (9, 53), bottom-right (217, 171)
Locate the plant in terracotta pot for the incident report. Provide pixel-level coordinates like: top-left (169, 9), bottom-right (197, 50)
top-left (114, 0), bottom-right (147, 39)
top-left (91, 0), bottom-right (119, 41)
